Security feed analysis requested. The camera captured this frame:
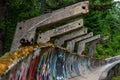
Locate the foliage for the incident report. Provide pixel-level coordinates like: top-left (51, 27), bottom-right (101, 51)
top-left (1, 0), bottom-right (120, 59)
top-left (112, 76), bottom-right (120, 80)
top-left (83, 0), bottom-right (120, 58)
top-left (1, 0), bottom-right (42, 53)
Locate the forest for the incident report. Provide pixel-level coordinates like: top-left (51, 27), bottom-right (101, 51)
top-left (0, 0), bottom-right (120, 79)
top-left (0, 0), bottom-right (120, 57)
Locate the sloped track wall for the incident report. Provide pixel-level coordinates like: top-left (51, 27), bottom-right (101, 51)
top-left (0, 46), bottom-right (106, 80)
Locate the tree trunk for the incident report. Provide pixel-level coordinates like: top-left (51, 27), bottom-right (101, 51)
top-left (40, 0), bottom-right (46, 14)
top-left (0, 0), bottom-right (7, 18)
top-left (0, 0), bottom-right (7, 55)
top-left (0, 29), bottom-right (5, 55)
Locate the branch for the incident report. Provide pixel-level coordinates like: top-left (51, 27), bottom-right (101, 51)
top-left (90, 1), bottom-right (120, 11)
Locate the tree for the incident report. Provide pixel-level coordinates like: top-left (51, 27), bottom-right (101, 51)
top-left (0, 29), bottom-right (5, 55)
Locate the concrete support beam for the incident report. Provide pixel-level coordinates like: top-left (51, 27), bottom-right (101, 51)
top-left (66, 32), bottom-right (93, 52)
top-left (77, 35), bottom-right (100, 54)
top-left (88, 36), bottom-right (109, 57)
top-left (11, 1), bottom-right (89, 51)
top-left (55, 28), bottom-right (88, 46)
top-left (88, 40), bottom-right (97, 57)
top-left (37, 19), bottom-right (83, 43)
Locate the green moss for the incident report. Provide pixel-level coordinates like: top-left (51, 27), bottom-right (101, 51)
top-left (112, 76), bottom-right (120, 80)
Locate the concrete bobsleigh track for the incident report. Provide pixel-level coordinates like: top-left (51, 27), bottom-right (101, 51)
top-left (0, 44), bottom-right (120, 80)
top-left (0, 1), bottom-right (120, 80)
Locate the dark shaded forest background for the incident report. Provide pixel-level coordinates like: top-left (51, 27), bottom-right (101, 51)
top-left (0, 0), bottom-right (120, 58)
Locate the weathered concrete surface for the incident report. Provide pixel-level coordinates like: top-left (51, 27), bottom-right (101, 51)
top-left (0, 46), bottom-right (106, 80)
top-left (1, 44), bottom-right (120, 80)
top-left (99, 58), bottom-right (120, 80)
top-left (77, 35), bottom-right (100, 54)
top-left (88, 40), bottom-right (97, 57)
top-left (68, 59), bottom-right (120, 80)
top-left (66, 32), bottom-right (93, 52)
top-left (37, 19), bottom-right (83, 43)
top-left (11, 1), bottom-right (89, 51)
top-left (55, 28), bottom-right (88, 46)
top-left (88, 36), bottom-right (109, 57)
